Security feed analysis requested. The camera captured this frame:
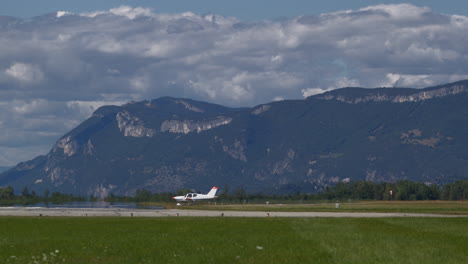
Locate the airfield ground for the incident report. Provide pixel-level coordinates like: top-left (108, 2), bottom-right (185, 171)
top-left (159, 200), bottom-right (468, 215)
top-left (1, 202), bottom-right (467, 263)
top-left (1, 216), bottom-right (467, 263)
top-left (0, 206), bottom-right (467, 218)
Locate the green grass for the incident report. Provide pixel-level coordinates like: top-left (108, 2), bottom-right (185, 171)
top-left (0, 217), bottom-right (467, 263)
top-left (174, 201), bottom-right (468, 215)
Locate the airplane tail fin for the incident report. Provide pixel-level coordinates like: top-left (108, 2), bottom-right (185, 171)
top-left (207, 186), bottom-right (218, 197)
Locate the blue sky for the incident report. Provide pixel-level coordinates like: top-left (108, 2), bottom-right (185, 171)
top-left (2, 0), bottom-right (468, 20)
top-left (1, 1), bottom-right (468, 166)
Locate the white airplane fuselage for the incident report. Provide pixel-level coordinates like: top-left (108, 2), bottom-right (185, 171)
top-left (172, 186), bottom-right (218, 203)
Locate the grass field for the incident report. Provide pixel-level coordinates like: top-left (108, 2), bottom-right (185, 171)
top-left (155, 200), bottom-right (468, 215)
top-left (1, 217), bottom-right (467, 263)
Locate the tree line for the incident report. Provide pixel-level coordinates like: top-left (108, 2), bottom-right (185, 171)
top-left (1, 180), bottom-right (468, 204)
top-left (109, 180), bottom-right (468, 203)
top-left (0, 186), bottom-right (85, 206)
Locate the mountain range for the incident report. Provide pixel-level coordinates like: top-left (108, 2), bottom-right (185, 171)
top-left (1, 80), bottom-right (468, 197)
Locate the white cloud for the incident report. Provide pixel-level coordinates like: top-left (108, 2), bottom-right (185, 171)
top-left (83, 34), bottom-right (123, 54)
top-left (334, 77), bottom-right (360, 89)
top-left (361, 4), bottom-right (432, 19)
top-left (1, 4), bottom-right (468, 165)
top-left (144, 41), bottom-right (174, 58)
top-left (81, 6), bottom-right (153, 20)
top-left (108, 6), bottom-right (153, 19)
top-left (12, 99), bottom-right (50, 115)
top-left (301, 78), bottom-right (359, 98)
top-left (66, 100), bottom-right (127, 118)
top-left (129, 76), bottom-right (150, 92)
top-left (56, 11), bottom-right (73, 18)
top-left (5, 63), bottom-right (44, 84)
top-left (384, 73), bottom-right (434, 87)
top-left (302, 88), bottom-right (329, 97)
top-left (383, 73), bottom-right (468, 88)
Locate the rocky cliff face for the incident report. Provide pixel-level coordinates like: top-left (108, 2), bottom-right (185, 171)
top-left (160, 117), bottom-right (232, 134)
top-left (175, 100), bottom-right (205, 113)
top-left (2, 80), bottom-right (468, 196)
top-left (53, 136), bottom-right (81, 157)
top-left (116, 110), bottom-right (156, 137)
top-left (317, 83), bottom-right (468, 104)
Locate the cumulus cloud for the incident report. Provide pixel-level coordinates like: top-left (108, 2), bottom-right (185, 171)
top-left (82, 6), bottom-right (153, 19)
top-left (1, 4), bottom-right (468, 165)
top-left (66, 100), bottom-right (128, 118)
top-left (302, 88), bottom-right (329, 97)
top-left (302, 77), bottom-right (360, 97)
top-left (5, 63), bottom-right (44, 84)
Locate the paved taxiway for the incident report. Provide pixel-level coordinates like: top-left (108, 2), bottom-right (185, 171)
top-left (0, 207), bottom-right (466, 218)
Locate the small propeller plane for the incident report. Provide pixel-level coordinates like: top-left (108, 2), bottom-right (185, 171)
top-left (172, 186), bottom-right (218, 205)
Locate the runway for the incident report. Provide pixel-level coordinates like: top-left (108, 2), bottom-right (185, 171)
top-left (0, 207), bottom-right (466, 218)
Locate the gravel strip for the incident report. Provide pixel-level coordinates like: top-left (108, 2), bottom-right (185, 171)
top-left (0, 207), bottom-right (466, 218)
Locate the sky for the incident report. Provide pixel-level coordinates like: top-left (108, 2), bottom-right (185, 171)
top-left (3, 0), bottom-right (468, 20)
top-left (1, 1), bottom-right (468, 166)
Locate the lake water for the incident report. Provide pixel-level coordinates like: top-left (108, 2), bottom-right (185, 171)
top-left (10, 201), bottom-right (164, 210)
